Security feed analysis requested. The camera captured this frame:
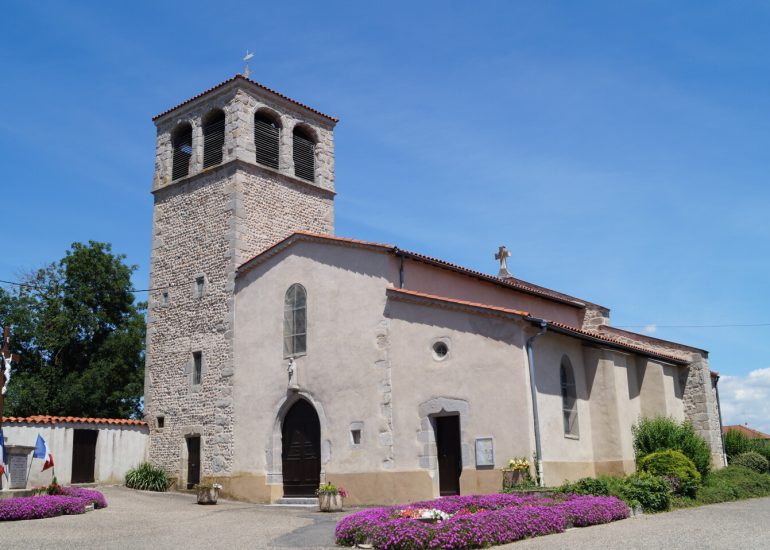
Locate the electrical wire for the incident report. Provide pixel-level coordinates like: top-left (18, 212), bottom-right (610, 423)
top-left (0, 278), bottom-right (189, 294)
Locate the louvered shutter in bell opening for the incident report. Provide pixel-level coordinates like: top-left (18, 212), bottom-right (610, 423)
top-left (293, 130), bottom-right (315, 182)
top-left (254, 114), bottom-right (280, 169)
top-left (202, 112), bottom-right (225, 168)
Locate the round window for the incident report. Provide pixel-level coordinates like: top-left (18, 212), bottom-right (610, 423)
top-left (432, 341), bottom-right (449, 360)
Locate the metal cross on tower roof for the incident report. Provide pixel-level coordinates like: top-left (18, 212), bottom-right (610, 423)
top-left (242, 50), bottom-right (254, 79)
top-left (495, 245), bottom-right (512, 278)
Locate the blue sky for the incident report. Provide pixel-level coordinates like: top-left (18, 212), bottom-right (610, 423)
top-left (2, 1), bottom-right (769, 429)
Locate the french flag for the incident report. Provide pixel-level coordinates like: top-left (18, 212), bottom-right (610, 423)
top-left (33, 434), bottom-right (54, 471)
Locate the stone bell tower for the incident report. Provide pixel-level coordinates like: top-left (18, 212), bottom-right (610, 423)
top-left (144, 75), bottom-right (337, 485)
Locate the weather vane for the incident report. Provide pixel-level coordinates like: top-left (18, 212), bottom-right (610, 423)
top-left (243, 50), bottom-right (254, 79)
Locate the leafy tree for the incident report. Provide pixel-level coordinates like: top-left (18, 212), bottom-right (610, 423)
top-left (0, 241), bottom-right (145, 418)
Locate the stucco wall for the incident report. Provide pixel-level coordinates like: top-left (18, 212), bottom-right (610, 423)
top-left (1, 423), bottom-right (147, 487)
top-left (231, 241), bottom-right (694, 502)
top-left (233, 242), bottom-right (537, 502)
top-left (402, 259), bottom-right (584, 327)
top-left (233, 242), bottom-right (395, 489)
top-left (530, 333), bottom-right (686, 485)
top-left (385, 299), bottom-right (534, 497)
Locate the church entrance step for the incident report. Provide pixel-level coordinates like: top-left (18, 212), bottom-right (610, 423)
top-left (272, 497), bottom-right (319, 507)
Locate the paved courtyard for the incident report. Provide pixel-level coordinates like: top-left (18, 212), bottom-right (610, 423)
top-left (2, 486), bottom-right (769, 549)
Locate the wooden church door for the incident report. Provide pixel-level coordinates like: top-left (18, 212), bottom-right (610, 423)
top-left (186, 436), bottom-right (200, 490)
top-left (436, 415), bottom-right (462, 495)
top-left (282, 400), bottom-right (321, 497)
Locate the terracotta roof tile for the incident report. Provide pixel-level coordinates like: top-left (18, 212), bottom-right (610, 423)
top-left (152, 74), bottom-right (338, 122)
top-left (386, 288), bottom-right (687, 364)
top-left (396, 249), bottom-right (589, 308)
top-left (2, 415), bottom-right (147, 427)
top-left (237, 231), bottom-right (592, 308)
top-left (387, 287), bottom-right (531, 317)
top-left (723, 425), bottom-right (770, 439)
top-left (546, 321), bottom-right (689, 365)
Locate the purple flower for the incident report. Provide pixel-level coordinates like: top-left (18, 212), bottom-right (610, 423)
top-left (335, 493), bottom-right (629, 549)
top-left (0, 487), bottom-right (108, 521)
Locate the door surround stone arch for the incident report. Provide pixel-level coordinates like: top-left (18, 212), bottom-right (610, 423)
top-left (265, 391), bottom-right (330, 486)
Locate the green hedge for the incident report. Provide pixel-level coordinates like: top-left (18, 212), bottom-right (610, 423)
top-left (731, 452), bottom-right (769, 474)
top-left (637, 450), bottom-right (701, 497)
top-left (632, 416), bottom-right (712, 477)
top-left (560, 473), bottom-right (670, 513)
top-left (724, 430), bottom-right (770, 468)
top-left (696, 465), bottom-right (770, 504)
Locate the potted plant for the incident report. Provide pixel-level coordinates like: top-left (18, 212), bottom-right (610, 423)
top-left (502, 456), bottom-right (532, 488)
top-left (195, 482), bottom-right (222, 505)
top-left (316, 482), bottom-right (348, 512)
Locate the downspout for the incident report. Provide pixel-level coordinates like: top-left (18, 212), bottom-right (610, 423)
top-left (526, 318), bottom-right (548, 487)
top-left (395, 248), bottom-right (405, 289)
top-left (713, 374), bottom-right (728, 467)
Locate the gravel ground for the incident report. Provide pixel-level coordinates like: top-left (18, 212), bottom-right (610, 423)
top-left (2, 486), bottom-right (769, 549)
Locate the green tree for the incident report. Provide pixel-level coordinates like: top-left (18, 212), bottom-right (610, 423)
top-left (0, 241), bottom-right (145, 418)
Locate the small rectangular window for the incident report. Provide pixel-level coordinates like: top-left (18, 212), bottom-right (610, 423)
top-left (193, 352), bottom-right (202, 385)
top-left (351, 429), bottom-right (361, 445)
top-left (195, 276), bottom-right (205, 297)
top-left (161, 291), bottom-right (169, 305)
top-left (157, 416), bottom-right (165, 429)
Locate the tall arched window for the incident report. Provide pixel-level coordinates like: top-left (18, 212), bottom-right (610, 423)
top-left (284, 284), bottom-right (307, 357)
top-left (171, 123), bottom-right (193, 181)
top-left (202, 109), bottom-right (225, 168)
top-left (560, 356), bottom-right (579, 437)
top-left (293, 126), bottom-right (315, 182)
top-left (254, 110), bottom-right (280, 169)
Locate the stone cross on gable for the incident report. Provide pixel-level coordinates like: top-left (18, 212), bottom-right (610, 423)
top-left (495, 245), bottom-right (512, 278)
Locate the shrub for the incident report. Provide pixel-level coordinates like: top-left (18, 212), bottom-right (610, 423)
top-left (731, 452), bottom-right (769, 474)
top-left (125, 462), bottom-right (170, 492)
top-left (753, 441), bottom-right (770, 465)
top-left (618, 472), bottom-right (671, 512)
top-left (723, 429), bottom-right (756, 461)
top-left (558, 477), bottom-right (610, 496)
top-left (637, 450), bottom-right (701, 497)
top-left (724, 430), bottom-right (770, 466)
top-left (696, 465), bottom-right (770, 505)
top-left (632, 416), bottom-right (711, 476)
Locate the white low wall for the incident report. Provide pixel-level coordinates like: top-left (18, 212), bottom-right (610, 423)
top-left (1, 420), bottom-right (148, 488)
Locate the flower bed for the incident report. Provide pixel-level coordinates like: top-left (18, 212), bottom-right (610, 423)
top-left (335, 493), bottom-right (628, 549)
top-left (0, 487), bottom-right (107, 521)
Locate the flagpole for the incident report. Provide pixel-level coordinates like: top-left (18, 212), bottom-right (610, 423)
top-left (26, 455), bottom-right (33, 486)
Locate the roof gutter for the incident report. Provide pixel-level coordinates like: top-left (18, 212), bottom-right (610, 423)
top-left (525, 318), bottom-right (548, 487)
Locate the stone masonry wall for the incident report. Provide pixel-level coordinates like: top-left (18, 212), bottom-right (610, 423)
top-left (146, 167), bottom-right (236, 477)
top-left (145, 79), bottom-right (336, 481)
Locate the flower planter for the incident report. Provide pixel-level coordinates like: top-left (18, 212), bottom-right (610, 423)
top-left (318, 493), bottom-right (343, 512)
top-left (503, 469), bottom-right (528, 488)
top-left (196, 486), bottom-right (220, 505)
top-left (415, 517), bottom-right (439, 524)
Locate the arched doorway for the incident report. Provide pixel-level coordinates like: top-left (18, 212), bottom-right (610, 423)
top-left (281, 399), bottom-right (321, 497)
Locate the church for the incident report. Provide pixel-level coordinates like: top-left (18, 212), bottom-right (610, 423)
top-left (144, 75), bottom-right (725, 504)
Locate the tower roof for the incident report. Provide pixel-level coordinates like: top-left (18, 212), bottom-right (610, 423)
top-left (152, 74), bottom-right (339, 123)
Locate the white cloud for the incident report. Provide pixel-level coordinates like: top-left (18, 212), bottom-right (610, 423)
top-left (718, 367), bottom-right (770, 434)
top-left (643, 324), bottom-right (657, 334)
